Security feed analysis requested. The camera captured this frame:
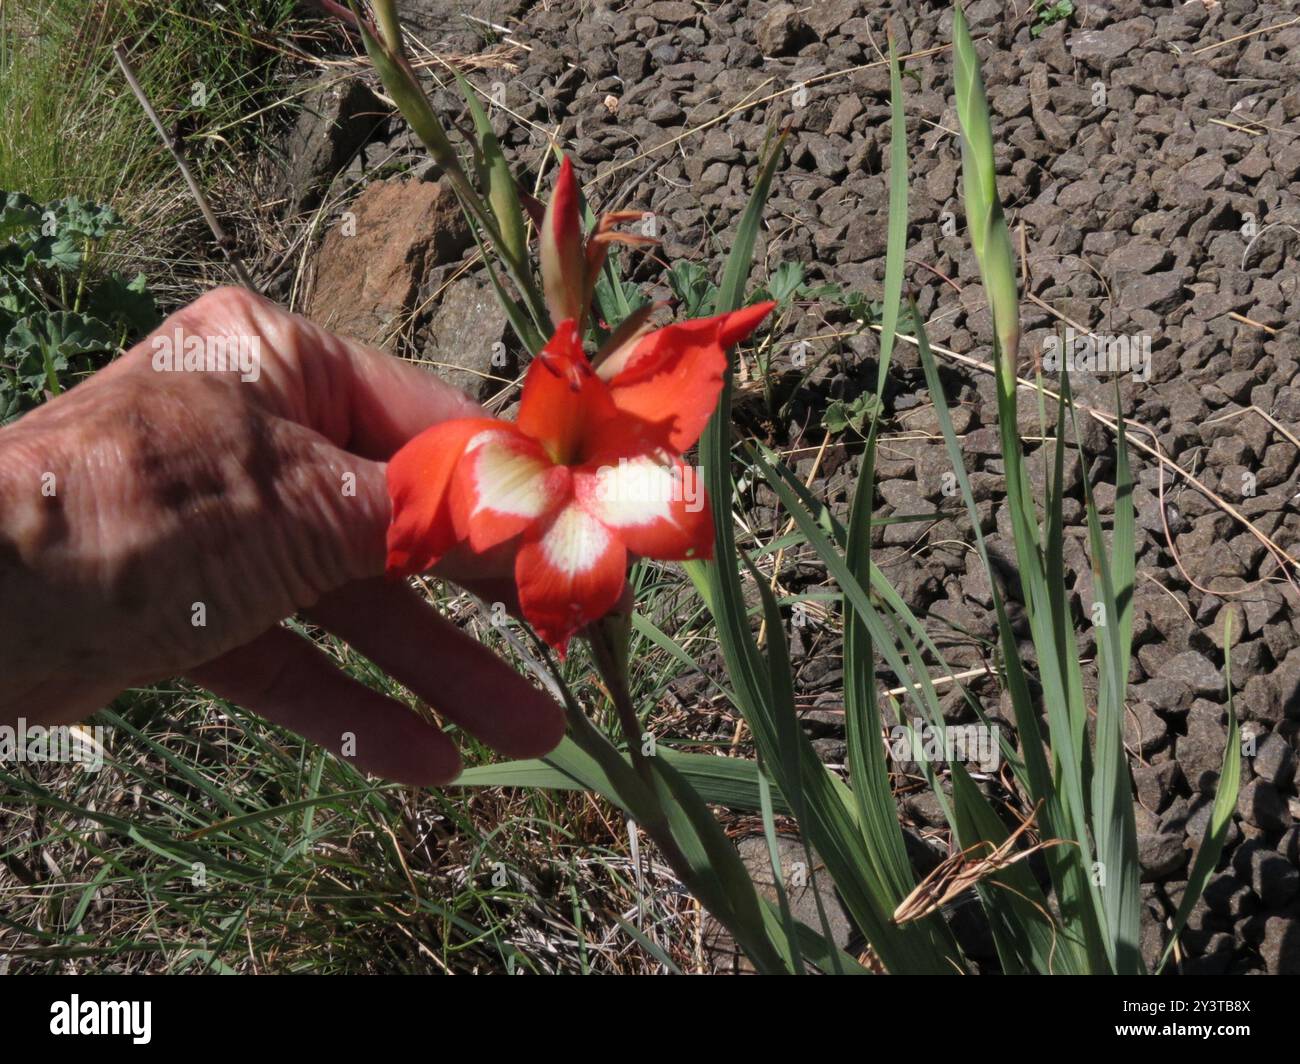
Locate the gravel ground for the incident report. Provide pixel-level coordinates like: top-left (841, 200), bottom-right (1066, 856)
top-left (287, 0), bottom-right (1300, 973)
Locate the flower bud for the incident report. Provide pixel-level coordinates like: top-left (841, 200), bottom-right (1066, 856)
top-left (540, 156), bottom-right (586, 328)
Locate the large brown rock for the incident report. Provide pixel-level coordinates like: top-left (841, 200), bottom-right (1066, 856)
top-left (306, 178), bottom-right (470, 348)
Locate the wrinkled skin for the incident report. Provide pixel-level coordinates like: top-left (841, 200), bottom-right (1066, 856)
top-left (0, 287), bottom-right (565, 784)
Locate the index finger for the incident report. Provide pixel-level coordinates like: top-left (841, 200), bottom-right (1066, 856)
top-left (167, 287), bottom-right (485, 458)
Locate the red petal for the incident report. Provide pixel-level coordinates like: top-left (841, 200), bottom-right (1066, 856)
top-left (517, 320), bottom-right (618, 464)
top-left (385, 417), bottom-right (500, 575)
top-left (515, 502), bottom-right (628, 651)
top-left (573, 454), bottom-right (713, 561)
top-left (717, 300), bottom-right (777, 348)
top-left (606, 301), bottom-right (775, 453)
top-left (451, 425), bottom-right (571, 552)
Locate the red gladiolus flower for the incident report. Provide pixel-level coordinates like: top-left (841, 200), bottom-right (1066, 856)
top-left (386, 302), bottom-right (775, 650)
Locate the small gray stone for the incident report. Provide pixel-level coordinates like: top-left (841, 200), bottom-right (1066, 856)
top-left (1185, 796), bottom-right (1242, 852)
top-left (1179, 708), bottom-right (1231, 794)
top-left (1238, 777), bottom-right (1290, 833)
top-left (1248, 848), bottom-right (1299, 908)
top-left (645, 1), bottom-right (697, 23)
top-left (1131, 677), bottom-right (1192, 714)
top-left (1156, 651), bottom-right (1223, 699)
top-left (1275, 650), bottom-right (1300, 719)
top-left (1260, 916), bottom-right (1300, 974)
top-left (1178, 154), bottom-right (1225, 191)
top-left (802, 133), bottom-right (847, 178)
top-left (755, 3), bottom-right (812, 55)
top-left (1105, 239), bottom-right (1169, 275)
top-left (805, 0), bottom-right (863, 40)
top-left (1202, 872), bottom-right (1254, 919)
top-left (1057, 179), bottom-right (1103, 210)
top-left (1243, 586), bottom-right (1285, 634)
top-left (1070, 27), bottom-right (1139, 65)
top-left (1125, 702), bottom-right (1169, 756)
top-left (1208, 602), bottom-right (1245, 650)
top-left (646, 99), bottom-right (685, 125)
top-left (700, 129), bottom-right (740, 163)
top-left (1241, 675), bottom-right (1283, 724)
top-left (1253, 732), bottom-right (1296, 786)
top-left (1180, 932), bottom-right (1234, 975)
top-left (1138, 832), bottom-right (1187, 882)
top-left (1279, 825), bottom-right (1300, 867)
top-left (1134, 760), bottom-right (1182, 813)
top-left (1121, 270), bottom-right (1186, 312)
top-left (700, 161), bottom-right (731, 188)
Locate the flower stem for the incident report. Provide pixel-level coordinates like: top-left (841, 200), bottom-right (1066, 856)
top-left (586, 615), bottom-right (654, 787)
top-left (528, 627), bottom-right (695, 896)
top-left (525, 623), bottom-right (791, 971)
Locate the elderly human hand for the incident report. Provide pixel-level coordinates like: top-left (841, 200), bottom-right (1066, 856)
top-left (0, 287), bottom-right (565, 784)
